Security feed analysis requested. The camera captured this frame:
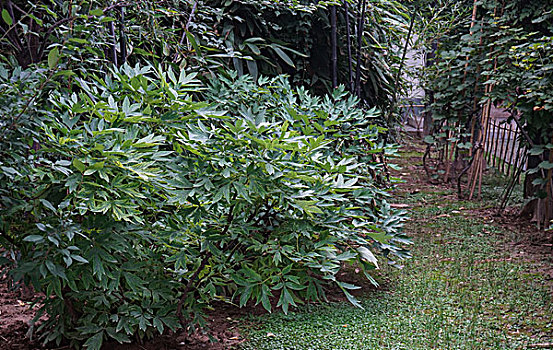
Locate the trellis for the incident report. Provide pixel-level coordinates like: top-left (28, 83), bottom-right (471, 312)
top-left (484, 118), bottom-right (526, 179)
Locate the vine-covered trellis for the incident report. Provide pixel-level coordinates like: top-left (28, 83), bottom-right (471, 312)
top-left (420, 0), bottom-right (553, 229)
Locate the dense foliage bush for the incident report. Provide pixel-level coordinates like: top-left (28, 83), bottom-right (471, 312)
top-left (0, 62), bottom-right (408, 348)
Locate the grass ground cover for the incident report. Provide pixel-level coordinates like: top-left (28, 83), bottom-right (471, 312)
top-left (238, 149), bottom-right (553, 350)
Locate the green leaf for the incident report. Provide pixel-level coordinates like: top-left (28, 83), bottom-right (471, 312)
top-left (337, 281), bottom-right (361, 290)
top-left (186, 31), bottom-right (202, 57)
top-left (23, 235), bottom-right (44, 243)
top-left (276, 287), bottom-right (297, 314)
top-left (2, 9), bottom-right (12, 26)
top-left (53, 276), bottom-right (62, 298)
top-left (152, 318), bottom-right (165, 335)
top-left (92, 255), bottom-right (105, 278)
top-left (45, 261), bottom-right (66, 280)
top-left (261, 284), bottom-right (272, 313)
top-left (89, 9), bottom-right (104, 16)
top-left (83, 169), bottom-right (97, 176)
top-left (83, 332), bottom-right (104, 350)
top-left (240, 286), bottom-right (253, 307)
top-left (138, 316), bottom-right (150, 331)
top-left (48, 47), bottom-right (60, 70)
top-left (341, 288), bottom-right (364, 309)
top-left (106, 328), bottom-right (130, 343)
top-left (73, 158), bottom-right (86, 172)
top-left (246, 60), bottom-right (258, 81)
top-left (69, 38), bottom-right (89, 44)
top-left (538, 161), bottom-right (553, 170)
top-left (242, 266), bottom-right (262, 282)
top-left (123, 272), bottom-right (144, 291)
top-left (357, 247), bottom-right (379, 269)
top-left (295, 200), bottom-right (323, 215)
top-left (530, 147), bottom-right (544, 156)
top-left (71, 255), bottom-right (89, 264)
top-left (271, 46), bottom-right (295, 68)
top-left (100, 16), bottom-right (116, 23)
top-left (40, 199), bottom-right (57, 212)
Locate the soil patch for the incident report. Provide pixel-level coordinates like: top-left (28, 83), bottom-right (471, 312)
top-left (0, 277), bottom-right (43, 350)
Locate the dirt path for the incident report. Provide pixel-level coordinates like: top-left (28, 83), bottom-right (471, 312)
top-left (395, 140), bottom-right (553, 290)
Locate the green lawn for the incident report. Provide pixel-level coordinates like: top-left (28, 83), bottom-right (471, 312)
top-left (238, 181), bottom-right (553, 349)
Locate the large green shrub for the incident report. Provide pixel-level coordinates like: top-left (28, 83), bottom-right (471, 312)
top-left (0, 63), bottom-right (409, 349)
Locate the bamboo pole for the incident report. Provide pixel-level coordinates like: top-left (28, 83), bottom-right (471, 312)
top-left (490, 120), bottom-right (497, 167)
top-left (499, 123), bottom-right (508, 174)
top-left (485, 113), bottom-right (492, 163)
top-left (506, 123), bottom-right (515, 176)
top-left (444, 124), bottom-right (458, 182)
top-left (393, 11), bottom-right (415, 96)
top-left (466, 0), bottom-right (479, 140)
top-left (119, 7), bottom-right (127, 65)
top-left (354, 0), bottom-right (367, 98)
top-left (493, 121), bottom-right (500, 168)
top-left (470, 44), bottom-right (490, 196)
top-left (469, 2), bottom-right (505, 199)
top-left (511, 127), bottom-right (522, 180)
top-left (496, 123), bottom-right (505, 173)
top-left (469, 90), bottom-right (490, 199)
top-left (330, 5), bottom-right (338, 88)
top-left (389, 8), bottom-right (416, 125)
top-left (109, 19), bottom-right (118, 66)
top-left (469, 145), bottom-right (482, 199)
top-left (464, 0), bottom-right (480, 180)
top-left (477, 101), bottom-right (492, 198)
top-left (344, 1), bottom-right (354, 91)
